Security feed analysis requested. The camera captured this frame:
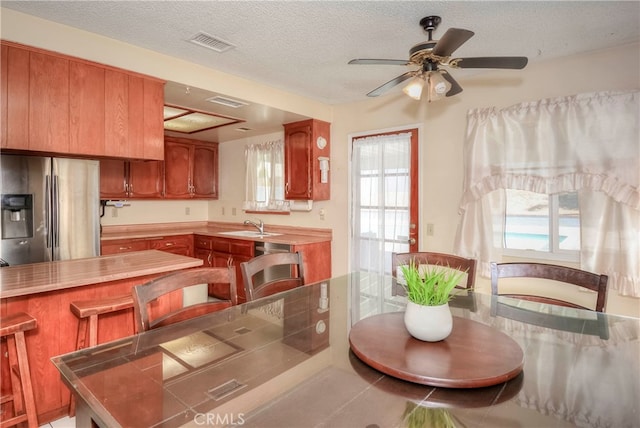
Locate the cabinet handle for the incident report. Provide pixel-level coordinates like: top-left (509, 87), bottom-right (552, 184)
top-left (119, 246), bottom-right (131, 250)
top-left (207, 253), bottom-right (212, 265)
top-left (227, 256), bottom-right (233, 267)
top-left (165, 242), bottom-right (174, 247)
top-left (129, 183), bottom-right (133, 194)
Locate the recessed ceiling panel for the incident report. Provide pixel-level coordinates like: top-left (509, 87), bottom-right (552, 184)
top-left (164, 104), bottom-right (244, 134)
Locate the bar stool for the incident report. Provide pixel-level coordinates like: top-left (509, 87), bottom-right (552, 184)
top-left (0, 312), bottom-right (38, 428)
top-left (68, 294), bottom-right (134, 415)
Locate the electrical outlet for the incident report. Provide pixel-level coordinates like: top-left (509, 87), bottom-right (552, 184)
top-left (185, 207), bottom-right (190, 215)
top-left (426, 223), bottom-right (434, 236)
top-left (232, 207), bottom-right (237, 216)
top-left (221, 207), bottom-right (225, 215)
top-left (111, 208), bottom-right (118, 218)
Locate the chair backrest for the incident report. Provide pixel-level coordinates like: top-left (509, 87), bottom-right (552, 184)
top-left (490, 262), bottom-right (608, 312)
top-left (132, 267), bottom-right (237, 332)
top-left (391, 252), bottom-right (477, 289)
top-left (240, 251), bottom-right (305, 302)
top-left (490, 298), bottom-right (609, 339)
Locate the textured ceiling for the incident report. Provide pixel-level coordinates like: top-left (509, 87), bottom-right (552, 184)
top-left (2, 1), bottom-right (639, 141)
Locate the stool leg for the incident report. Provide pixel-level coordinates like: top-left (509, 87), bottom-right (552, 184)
top-left (6, 334), bottom-right (26, 419)
top-left (76, 318), bottom-right (89, 350)
top-left (15, 330), bottom-right (38, 428)
top-left (88, 314), bottom-right (98, 348)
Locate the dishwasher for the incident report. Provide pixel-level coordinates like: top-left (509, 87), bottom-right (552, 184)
top-left (253, 241), bottom-right (293, 285)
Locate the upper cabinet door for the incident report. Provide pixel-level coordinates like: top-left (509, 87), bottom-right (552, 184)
top-left (104, 69), bottom-right (130, 158)
top-left (100, 159), bottom-right (128, 199)
top-left (164, 140), bottom-right (193, 199)
top-left (192, 144), bottom-right (218, 199)
top-left (29, 50), bottom-right (70, 153)
top-left (142, 79), bottom-right (165, 161)
top-left (128, 160), bottom-right (163, 198)
top-left (1, 45), bottom-right (29, 149)
top-left (70, 61), bottom-right (105, 156)
top-left (284, 119), bottom-right (331, 201)
top-left (284, 123), bottom-right (313, 200)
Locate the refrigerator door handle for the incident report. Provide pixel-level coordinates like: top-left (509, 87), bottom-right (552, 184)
top-left (53, 175), bottom-right (60, 249)
top-left (52, 175), bottom-right (59, 250)
top-left (45, 175), bottom-right (53, 249)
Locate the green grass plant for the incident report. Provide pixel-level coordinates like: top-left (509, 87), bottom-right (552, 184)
top-left (400, 260), bottom-right (464, 306)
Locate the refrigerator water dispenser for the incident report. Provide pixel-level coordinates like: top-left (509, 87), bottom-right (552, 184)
top-left (1, 194), bottom-right (34, 239)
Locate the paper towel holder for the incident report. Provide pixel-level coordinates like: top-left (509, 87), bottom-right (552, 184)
top-left (318, 157), bottom-right (330, 183)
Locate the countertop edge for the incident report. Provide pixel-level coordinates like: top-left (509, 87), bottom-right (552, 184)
top-left (0, 250), bottom-right (204, 299)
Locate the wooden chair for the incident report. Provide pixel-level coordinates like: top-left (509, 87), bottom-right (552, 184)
top-left (392, 252), bottom-right (477, 289)
top-left (392, 252), bottom-right (477, 310)
top-left (240, 251), bottom-right (305, 301)
top-left (0, 312), bottom-right (38, 428)
top-left (132, 267), bottom-right (237, 332)
top-left (490, 262), bottom-right (608, 312)
top-left (490, 298), bottom-right (609, 339)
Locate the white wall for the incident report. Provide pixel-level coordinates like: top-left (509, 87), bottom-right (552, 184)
top-left (2, 9), bottom-right (638, 316)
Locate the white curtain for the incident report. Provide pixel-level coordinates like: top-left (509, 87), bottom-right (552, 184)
top-left (351, 132), bottom-right (412, 277)
top-left (455, 90), bottom-right (640, 297)
top-left (243, 139), bottom-right (289, 212)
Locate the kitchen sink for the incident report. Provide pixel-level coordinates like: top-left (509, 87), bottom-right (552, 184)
top-left (218, 230), bottom-right (282, 238)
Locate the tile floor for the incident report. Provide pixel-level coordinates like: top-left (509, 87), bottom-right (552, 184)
top-left (39, 416), bottom-right (75, 428)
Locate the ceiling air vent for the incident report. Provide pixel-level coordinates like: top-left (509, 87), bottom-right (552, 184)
top-left (206, 96), bottom-right (249, 108)
top-left (188, 32), bottom-right (235, 53)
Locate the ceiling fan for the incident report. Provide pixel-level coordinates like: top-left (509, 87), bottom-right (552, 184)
top-left (349, 16), bottom-right (528, 101)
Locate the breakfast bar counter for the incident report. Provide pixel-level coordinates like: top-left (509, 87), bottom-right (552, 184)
top-left (0, 250), bottom-right (203, 298)
top-left (0, 250), bottom-right (203, 424)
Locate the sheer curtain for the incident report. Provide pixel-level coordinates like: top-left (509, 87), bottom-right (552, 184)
top-left (455, 90), bottom-right (639, 296)
top-left (243, 139), bottom-right (288, 212)
top-left (351, 132), bottom-right (412, 277)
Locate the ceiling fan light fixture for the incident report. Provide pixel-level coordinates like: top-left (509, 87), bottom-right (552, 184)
top-left (425, 71), bottom-right (451, 102)
top-left (402, 76), bottom-right (425, 100)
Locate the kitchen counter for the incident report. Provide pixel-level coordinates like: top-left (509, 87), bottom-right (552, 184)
top-left (0, 250), bottom-right (203, 299)
top-left (100, 221), bottom-right (332, 245)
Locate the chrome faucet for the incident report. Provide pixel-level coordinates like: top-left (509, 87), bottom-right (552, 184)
top-left (244, 219), bottom-right (264, 235)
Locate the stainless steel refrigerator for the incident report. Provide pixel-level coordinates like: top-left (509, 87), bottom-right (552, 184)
top-left (0, 154), bottom-right (100, 266)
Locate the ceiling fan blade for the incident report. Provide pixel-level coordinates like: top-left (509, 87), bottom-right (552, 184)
top-left (349, 59), bottom-right (410, 66)
top-left (439, 70), bottom-right (463, 97)
top-left (450, 56), bottom-right (528, 69)
top-left (366, 71), bottom-right (415, 97)
top-left (432, 28), bottom-right (475, 57)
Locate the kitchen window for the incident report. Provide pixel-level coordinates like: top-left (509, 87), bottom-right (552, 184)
top-left (243, 139), bottom-right (289, 213)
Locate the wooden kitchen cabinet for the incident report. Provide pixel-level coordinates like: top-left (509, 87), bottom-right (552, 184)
top-left (100, 237), bottom-right (150, 255)
top-left (194, 235), bottom-right (253, 302)
top-left (1, 44), bottom-right (29, 148)
top-left (100, 159), bottom-right (163, 199)
top-left (0, 41), bottom-right (165, 160)
top-left (284, 118), bottom-right (331, 201)
top-left (28, 49), bottom-right (70, 153)
top-left (164, 136), bottom-right (219, 199)
top-left (101, 235), bottom-right (193, 256)
top-left (148, 235), bottom-right (193, 257)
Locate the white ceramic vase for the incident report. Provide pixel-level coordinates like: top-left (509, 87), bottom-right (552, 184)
top-left (404, 301), bottom-right (453, 342)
